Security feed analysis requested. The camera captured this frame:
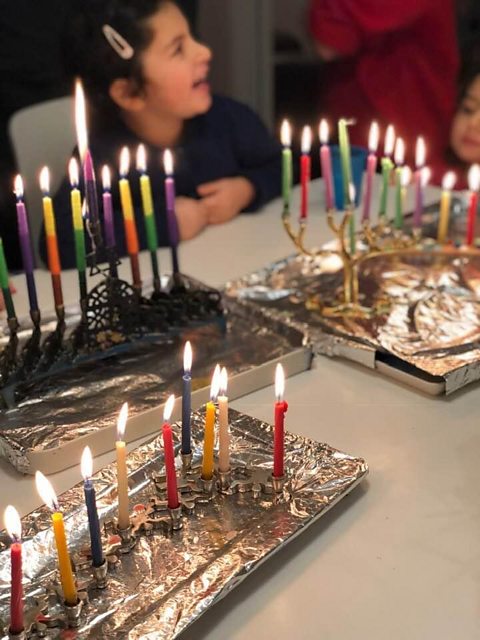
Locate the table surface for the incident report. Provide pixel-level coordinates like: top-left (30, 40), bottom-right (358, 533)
top-left (1, 180), bottom-right (479, 640)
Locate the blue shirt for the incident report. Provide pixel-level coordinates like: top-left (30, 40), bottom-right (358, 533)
top-left (42, 95), bottom-right (281, 268)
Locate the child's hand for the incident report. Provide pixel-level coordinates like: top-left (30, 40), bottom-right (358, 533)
top-left (175, 197), bottom-right (209, 240)
top-left (197, 177), bottom-right (255, 225)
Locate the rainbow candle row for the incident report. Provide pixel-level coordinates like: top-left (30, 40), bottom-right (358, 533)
top-left (280, 119), bottom-right (480, 247)
top-left (3, 358), bottom-right (288, 634)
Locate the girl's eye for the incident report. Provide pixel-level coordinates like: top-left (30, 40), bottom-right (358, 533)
top-left (174, 42), bottom-right (184, 56)
top-left (460, 103), bottom-right (475, 115)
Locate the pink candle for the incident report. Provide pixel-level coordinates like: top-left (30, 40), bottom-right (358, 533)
top-left (4, 505), bottom-right (23, 634)
top-left (273, 364), bottom-right (288, 478)
top-left (162, 395), bottom-right (179, 509)
top-left (466, 164), bottom-right (480, 246)
top-left (319, 119), bottom-right (335, 210)
top-left (101, 166), bottom-right (116, 248)
top-left (300, 126), bottom-right (312, 221)
top-left (413, 137), bottom-right (426, 229)
top-left (362, 122), bottom-right (379, 223)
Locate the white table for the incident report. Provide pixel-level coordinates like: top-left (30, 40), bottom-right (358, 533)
top-left (1, 181), bottom-right (478, 640)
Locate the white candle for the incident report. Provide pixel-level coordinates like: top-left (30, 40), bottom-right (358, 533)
top-left (218, 367), bottom-right (230, 473)
top-left (115, 403), bottom-right (130, 530)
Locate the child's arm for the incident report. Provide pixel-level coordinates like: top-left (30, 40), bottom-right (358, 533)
top-left (196, 177), bottom-right (254, 225)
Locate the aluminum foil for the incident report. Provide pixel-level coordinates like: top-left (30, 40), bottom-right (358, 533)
top-left (0, 409), bottom-right (368, 639)
top-left (0, 294), bottom-right (309, 473)
top-left (225, 248), bottom-right (480, 394)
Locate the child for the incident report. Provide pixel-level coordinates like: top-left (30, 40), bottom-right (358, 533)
top-left (449, 66), bottom-right (480, 172)
top-left (44, 0), bottom-right (281, 268)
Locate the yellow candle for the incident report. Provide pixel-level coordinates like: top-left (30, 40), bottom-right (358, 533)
top-left (115, 402), bottom-right (130, 530)
top-left (35, 471), bottom-right (77, 606)
top-left (119, 147), bottom-right (140, 255)
top-left (202, 365), bottom-right (221, 480)
top-left (218, 367), bottom-right (230, 473)
top-left (40, 167), bottom-right (61, 276)
top-left (437, 172), bottom-right (456, 244)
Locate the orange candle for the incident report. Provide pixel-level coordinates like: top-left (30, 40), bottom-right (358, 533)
top-left (119, 147), bottom-right (141, 289)
top-left (201, 365), bottom-right (221, 481)
top-left (39, 166), bottom-right (63, 309)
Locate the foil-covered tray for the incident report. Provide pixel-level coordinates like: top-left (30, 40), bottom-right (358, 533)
top-left (0, 282), bottom-right (311, 474)
top-left (225, 248), bottom-right (480, 395)
top-left (0, 408), bottom-right (368, 639)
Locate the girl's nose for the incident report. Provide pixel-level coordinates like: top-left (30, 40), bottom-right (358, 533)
top-left (196, 41), bottom-right (212, 63)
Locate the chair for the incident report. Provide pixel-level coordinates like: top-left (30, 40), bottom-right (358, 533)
top-left (8, 96), bottom-right (75, 266)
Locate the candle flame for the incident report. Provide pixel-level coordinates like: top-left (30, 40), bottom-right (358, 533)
top-left (136, 144), bottom-right (147, 173)
top-left (275, 363), bottom-right (285, 402)
top-left (163, 149), bottom-right (174, 176)
top-left (14, 175), bottom-right (24, 199)
top-left (219, 366), bottom-right (228, 396)
top-left (394, 137), bottom-right (405, 166)
top-left (301, 126), bottom-right (312, 154)
top-left (81, 446), bottom-right (93, 481)
top-left (39, 166), bottom-right (50, 194)
top-left (420, 166), bottom-right (431, 188)
top-left (384, 125), bottom-right (395, 157)
top-left (368, 121), bottom-right (379, 153)
top-left (210, 364), bottom-right (221, 402)
top-left (183, 341), bottom-right (192, 373)
top-left (35, 470), bottom-right (59, 512)
top-left (102, 165), bottom-right (111, 191)
top-left (4, 505), bottom-right (21, 542)
top-left (401, 165), bottom-right (412, 188)
top-left (119, 147), bottom-right (130, 177)
top-left (442, 171), bottom-right (456, 191)
top-left (69, 158), bottom-right (79, 187)
top-left (280, 120), bottom-right (292, 147)
top-left (319, 119), bottom-right (329, 145)
top-left (75, 80), bottom-right (89, 162)
top-left (468, 164), bottom-right (480, 192)
top-left (415, 137), bottom-right (426, 169)
top-left (163, 394), bottom-right (175, 422)
top-left (116, 402), bottom-right (128, 441)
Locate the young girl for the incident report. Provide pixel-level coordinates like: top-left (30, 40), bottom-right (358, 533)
top-left (44, 0), bottom-right (281, 268)
top-left (449, 66), bottom-right (480, 171)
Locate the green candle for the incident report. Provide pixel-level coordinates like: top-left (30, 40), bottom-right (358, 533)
top-left (379, 125), bottom-right (395, 220)
top-left (69, 159), bottom-right (87, 300)
top-left (281, 120), bottom-right (293, 211)
top-left (394, 167), bottom-right (403, 230)
top-left (136, 145), bottom-right (161, 290)
top-left (338, 119), bottom-right (353, 208)
top-left (0, 238), bottom-right (16, 320)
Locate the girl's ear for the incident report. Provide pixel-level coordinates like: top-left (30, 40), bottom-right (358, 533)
top-left (109, 78), bottom-right (145, 112)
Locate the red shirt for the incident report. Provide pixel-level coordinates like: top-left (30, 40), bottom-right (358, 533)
top-left (309, 0), bottom-right (459, 177)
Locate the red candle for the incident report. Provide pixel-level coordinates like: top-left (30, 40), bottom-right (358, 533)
top-left (4, 505), bottom-right (23, 634)
top-left (300, 126), bottom-right (312, 221)
top-left (319, 119), bottom-right (335, 211)
top-left (466, 164), bottom-right (480, 246)
top-left (273, 364), bottom-right (288, 478)
top-left (162, 395), bottom-right (179, 509)
top-left (362, 122), bottom-right (379, 223)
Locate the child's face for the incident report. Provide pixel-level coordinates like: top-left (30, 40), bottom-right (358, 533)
top-left (450, 75), bottom-right (480, 165)
top-left (139, 3), bottom-right (212, 120)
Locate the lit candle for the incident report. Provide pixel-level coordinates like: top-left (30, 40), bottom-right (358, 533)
top-left (201, 364), bottom-right (221, 481)
top-left (119, 147), bottom-right (142, 289)
top-left (163, 150), bottom-right (180, 275)
top-left (273, 363), bottom-right (288, 478)
top-left (379, 125), bottom-right (395, 221)
top-left (466, 164), bottom-right (480, 246)
top-left (35, 471), bottom-right (77, 605)
top-left (4, 505), bottom-right (23, 634)
top-left (14, 175), bottom-right (39, 315)
top-left (101, 165), bottom-right (116, 249)
top-left (437, 171), bottom-right (457, 244)
top-left (319, 119), bottom-right (335, 211)
top-left (115, 402), bottom-right (130, 530)
top-left (338, 119), bottom-right (356, 254)
top-left (396, 165), bottom-right (411, 231)
top-left (75, 80), bottom-right (102, 251)
top-left (218, 366), bottom-right (230, 473)
top-left (69, 159), bottom-right (88, 300)
top-left (394, 138), bottom-right (405, 230)
top-left (81, 446), bottom-right (104, 568)
top-left (362, 122), bottom-right (379, 223)
top-left (300, 126), bottom-right (312, 221)
top-left (413, 137), bottom-right (426, 229)
top-left (181, 341), bottom-right (192, 455)
top-left (280, 120), bottom-right (293, 211)
top-left (136, 145), bottom-right (161, 291)
top-left (40, 167), bottom-right (63, 312)
top-left (162, 394), bottom-right (179, 509)
top-left (0, 239), bottom-right (17, 321)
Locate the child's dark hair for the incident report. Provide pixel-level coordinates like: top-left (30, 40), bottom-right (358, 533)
top-left (65, 0), bottom-right (174, 126)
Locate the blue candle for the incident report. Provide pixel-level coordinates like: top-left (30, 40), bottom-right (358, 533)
top-left (81, 446), bottom-right (104, 567)
top-left (181, 341), bottom-right (192, 454)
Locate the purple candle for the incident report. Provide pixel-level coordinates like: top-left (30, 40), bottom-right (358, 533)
top-left (101, 166), bottom-right (116, 248)
top-left (14, 175), bottom-right (39, 313)
top-left (362, 122), bottom-right (379, 223)
top-left (163, 150), bottom-right (180, 274)
top-left (319, 120), bottom-right (335, 211)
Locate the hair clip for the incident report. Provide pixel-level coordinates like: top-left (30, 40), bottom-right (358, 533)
top-left (102, 24), bottom-right (134, 60)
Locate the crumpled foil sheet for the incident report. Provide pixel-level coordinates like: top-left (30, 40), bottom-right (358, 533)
top-left (0, 409), bottom-right (368, 639)
top-left (0, 297), bottom-right (308, 473)
top-left (225, 248), bottom-right (480, 394)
